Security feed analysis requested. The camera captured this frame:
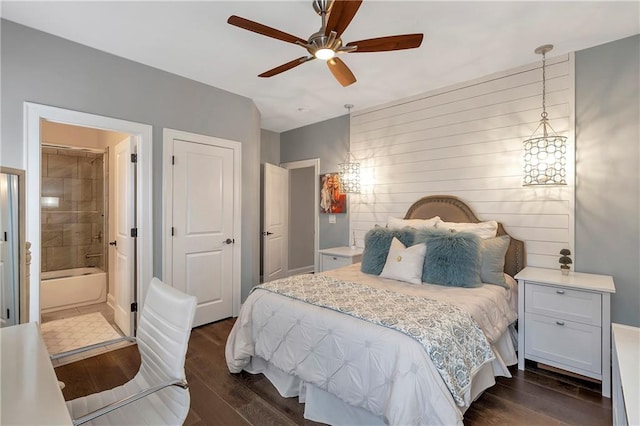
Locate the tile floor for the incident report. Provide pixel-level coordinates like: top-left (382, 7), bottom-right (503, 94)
top-left (42, 302), bottom-right (133, 366)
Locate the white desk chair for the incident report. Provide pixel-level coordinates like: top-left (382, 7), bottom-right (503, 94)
top-left (62, 278), bottom-right (197, 425)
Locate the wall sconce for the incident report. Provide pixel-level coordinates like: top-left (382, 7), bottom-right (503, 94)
top-left (523, 44), bottom-right (567, 186)
top-left (339, 104), bottom-right (361, 193)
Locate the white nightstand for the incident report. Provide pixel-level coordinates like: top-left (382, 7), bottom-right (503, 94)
top-left (318, 246), bottom-right (363, 272)
top-left (515, 266), bottom-right (616, 397)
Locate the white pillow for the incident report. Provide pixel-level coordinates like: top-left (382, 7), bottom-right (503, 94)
top-left (437, 220), bottom-right (498, 239)
top-left (387, 215), bottom-right (441, 229)
top-left (380, 237), bottom-right (426, 284)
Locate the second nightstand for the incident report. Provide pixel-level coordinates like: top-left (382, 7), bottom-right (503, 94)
top-left (515, 266), bottom-right (616, 397)
top-left (318, 246), bottom-right (363, 272)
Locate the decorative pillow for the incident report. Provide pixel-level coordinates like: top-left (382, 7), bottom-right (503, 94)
top-left (436, 220), bottom-right (498, 239)
top-left (361, 226), bottom-right (416, 275)
top-left (415, 228), bottom-right (483, 287)
top-left (480, 235), bottom-right (511, 288)
top-left (387, 216), bottom-right (441, 229)
top-left (380, 238), bottom-right (426, 284)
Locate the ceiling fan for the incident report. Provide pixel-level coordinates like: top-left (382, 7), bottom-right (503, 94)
top-left (227, 0), bottom-right (424, 87)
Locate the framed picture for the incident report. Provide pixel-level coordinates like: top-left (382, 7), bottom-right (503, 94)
top-left (319, 172), bottom-right (346, 214)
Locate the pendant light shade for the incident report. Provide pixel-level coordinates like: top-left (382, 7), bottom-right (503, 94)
top-left (523, 44), bottom-right (567, 186)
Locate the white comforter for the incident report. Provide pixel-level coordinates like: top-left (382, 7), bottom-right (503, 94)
top-left (226, 264), bottom-right (518, 425)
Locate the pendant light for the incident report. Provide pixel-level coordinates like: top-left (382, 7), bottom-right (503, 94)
top-left (523, 44), bottom-right (567, 186)
top-left (339, 104), bottom-right (361, 193)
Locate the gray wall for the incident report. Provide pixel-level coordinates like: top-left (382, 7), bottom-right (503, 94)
top-left (260, 129), bottom-right (280, 165)
top-left (289, 167), bottom-right (315, 270)
top-left (1, 20), bottom-right (261, 302)
top-left (281, 115), bottom-right (350, 249)
top-left (575, 35), bottom-right (640, 327)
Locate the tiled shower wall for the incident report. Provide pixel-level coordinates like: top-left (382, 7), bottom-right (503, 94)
top-left (41, 147), bottom-right (106, 272)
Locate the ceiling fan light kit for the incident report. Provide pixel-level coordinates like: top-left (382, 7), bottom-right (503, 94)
top-left (228, 0), bottom-right (424, 87)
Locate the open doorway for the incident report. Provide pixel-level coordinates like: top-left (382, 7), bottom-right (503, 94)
top-left (282, 159), bottom-right (319, 274)
top-left (39, 122), bottom-right (133, 358)
top-left (24, 103), bottom-right (153, 361)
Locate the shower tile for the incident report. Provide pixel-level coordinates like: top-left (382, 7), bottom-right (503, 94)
top-left (41, 177), bottom-right (64, 197)
top-left (63, 223), bottom-right (92, 246)
top-left (78, 157), bottom-right (96, 179)
top-left (42, 229), bottom-right (63, 248)
top-left (63, 178), bottom-right (93, 201)
top-left (46, 246), bottom-right (77, 270)
top-left (42, 147), bottom-right (59, 155)
top-left (48, 154), bottom-right (77, 178)
top-left (61, 150), bottom-right (88, 158)
top-left (78, 211), bottom-right (101, 224)
top-left (42, 154), bottom-right (48, 175)
top-left (47, 212), bottom-right (77, 224)
top-left (77, 200), bottom-right (97, 212)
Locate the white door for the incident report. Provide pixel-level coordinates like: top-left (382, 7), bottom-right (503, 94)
top-left (110, 137), bottom-right (135, 336)
top-left (172, 140), bottom-right (234, 327)
top-left (0, 173), bottom-right (18, 327)
top-left (263, 163), bottom-right (288, 282)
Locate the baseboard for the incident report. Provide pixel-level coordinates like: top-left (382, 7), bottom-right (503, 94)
top-left (288, 266), bottom-right (314, 276)
top-left (536, 362), bottom-right (601, 384)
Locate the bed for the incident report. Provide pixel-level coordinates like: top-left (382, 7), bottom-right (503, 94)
top-left (226, 195), bottom-right (525, 425)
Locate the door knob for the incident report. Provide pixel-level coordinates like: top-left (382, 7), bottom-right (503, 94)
top-left (223, 238), bottom-right (234, 245)
top-left (108, 240), bottom-right (117, 246)
top-left (262, 231), bottom-right (274, 236)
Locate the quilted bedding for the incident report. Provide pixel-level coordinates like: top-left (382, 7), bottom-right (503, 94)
top-left (226, 264), bottom-right (518, 425)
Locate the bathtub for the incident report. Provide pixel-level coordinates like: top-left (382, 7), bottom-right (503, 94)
top-left (40, 267), bottom-right (107, 313)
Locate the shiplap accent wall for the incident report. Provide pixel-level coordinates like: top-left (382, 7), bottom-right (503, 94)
top-left (349, 54), bottom-right (575, 270)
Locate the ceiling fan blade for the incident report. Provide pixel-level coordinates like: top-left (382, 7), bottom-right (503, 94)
top-left (327, 57), bottom-right (356, 87)
top-left (346, 34), bottom-right (424, 52)
top-left (325, 0), bottom-right (363, 37)
top-left (259, 56), bottom-right (315, 78)
top-left (228, 15), bottom-right (307, 45)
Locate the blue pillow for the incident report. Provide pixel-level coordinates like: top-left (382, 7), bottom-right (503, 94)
top-left (361, 226), bottom-right (415, 275)
top-left (415, 228), bottom-right (482, 287)
top-left (480, 235), bottom-right (510, 288)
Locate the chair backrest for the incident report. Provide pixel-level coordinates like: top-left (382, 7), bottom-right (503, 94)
top-left (136, 277), bottom-right (197, 385)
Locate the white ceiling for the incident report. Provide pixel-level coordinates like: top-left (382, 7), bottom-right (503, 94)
top-left (2, 1), bottom-right (638, 133)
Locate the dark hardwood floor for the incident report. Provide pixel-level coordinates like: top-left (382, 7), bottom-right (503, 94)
top-left (55, 318), bottom-right (612, 425)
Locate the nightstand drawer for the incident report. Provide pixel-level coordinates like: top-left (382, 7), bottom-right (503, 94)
top-left (525, 282), bottom-right (601, 325)
top-left (321, 254), bottom-right (351, 271)
top-left (525, 313), bottom-right (602, 375)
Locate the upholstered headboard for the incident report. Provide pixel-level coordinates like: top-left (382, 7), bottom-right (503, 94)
top-left (404, 195), bottom-right (525, 277)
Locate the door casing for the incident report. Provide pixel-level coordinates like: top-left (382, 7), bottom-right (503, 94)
top-left (24, 103), bottom-right (152, 325)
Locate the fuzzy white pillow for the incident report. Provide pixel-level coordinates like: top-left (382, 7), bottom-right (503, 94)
top-left (387, 215), bottom-right (441, 229)
top-left (380, 237), bottom-right (426, 284)
top-left (436, 220), bottom-right (498, 239)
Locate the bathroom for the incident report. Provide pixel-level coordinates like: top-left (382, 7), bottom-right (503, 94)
top-left (39, 120), bottom-right (132, 358)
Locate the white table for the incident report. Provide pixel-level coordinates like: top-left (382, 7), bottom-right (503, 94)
top-left (612, 323), bottom-right (639, 426)
top-left (514, 267), bottom-right (615, 397)
top-left (318, 246), bottom-right (363, 272)
top-left (1, 322), bottom-right (73, 425)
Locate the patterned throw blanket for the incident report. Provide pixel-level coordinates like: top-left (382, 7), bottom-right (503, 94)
top-left (254, 274), bottom-right (495, 406)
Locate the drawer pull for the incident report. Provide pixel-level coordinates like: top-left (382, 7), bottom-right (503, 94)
top-left (332, 257), bottom-right (338, 260)
top-left (556, 290), bottom-right (565, 295)
top-left (556, 321), bottom-right (565, 326)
